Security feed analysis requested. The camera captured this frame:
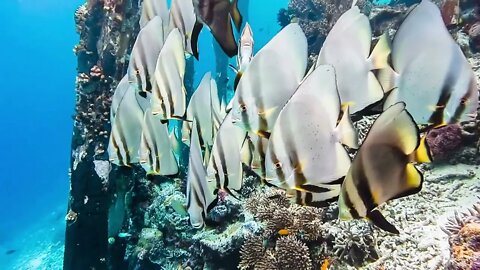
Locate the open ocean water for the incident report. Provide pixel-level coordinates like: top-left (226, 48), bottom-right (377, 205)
top-left (0, 0), bottom-right (82, 268)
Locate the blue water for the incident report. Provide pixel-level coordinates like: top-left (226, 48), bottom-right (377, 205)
top-left (0, 0), bottom-right (82, 256)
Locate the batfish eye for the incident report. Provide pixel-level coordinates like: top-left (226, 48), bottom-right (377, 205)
top-left (240, 104), bottom-right (247, 112)
top-left (135, 69), bottom-right (140, 75)
top-left (274, 162), bottom-right (282, 169)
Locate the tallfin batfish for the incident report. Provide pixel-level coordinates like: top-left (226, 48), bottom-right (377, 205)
top-left (151, 28), bottom-right (187, 120)
top-left (191, 0), bottom-right (243, 59)
top-left (128, 16), bottom-right (166, 94)
top-left (338, 102), bottom-right (431, 234)
top-left (265, 65), bottom-right (356, 203)
top-left (230, 23), bottom-right (308, 137)
top-left (108, 83), bottom-right (145, 166)
top-left (139, 108), bottom-right (179, 176)
top-left (110, 76), bottom-right (130, 123)
top-left (169, 0), bottom-right (196, 55)
top-left (182, 72), bottom-right (219, 149)
top-left (186, 122), bottom-right (216, 229)
top-left (315, 6), bottom-right (390, 114)
top-left (139, 0), bottom-right (169, 30)
top-left (380, 0), bottom-right (478, 127)
top-left (206, 112), bottom-right (247, 193)
top-left (233, 22), bottom-right (254, 90)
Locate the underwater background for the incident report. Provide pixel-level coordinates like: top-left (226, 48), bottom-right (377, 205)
top-left (0, 0), bottom-right (82, 268)
top-left (1, 0), bottom-right (480, 269)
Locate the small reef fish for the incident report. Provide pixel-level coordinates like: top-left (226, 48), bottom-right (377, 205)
top-left (139, 0), bottom-right (169, 30)
top-left (230, 23), bottom-right (308, 138)
top-left (5, 249), bottom-right (16, 255)
top-left (191, 0), bottom-right (243, 58)
top-left (139, 108), bottom-right (179, 176)
top-left (232, 22), bottom-right (254, 90)
top-left (337, 102), bottom-right (432, 234)
top-left (315, 5), bottom-right (390, 114)
top-left (321, 258), bottom-right (330, 270)
top-left (187, 123), bottom-right (216, 229)
top-left (169, 0), bottom-right (196, 56)
top-left (379, 0), bottom-right (478, 127)
top-left (207, 112), bottom-right (247, 193)
top-left (150, 28), bottom-right (187, 121)
top-left (108, 79), bottom-right (145, 166)
top-left (117, 232), bottom-right (132, 238)
top-left (128, 16), bottom-right (166, 94)
top-left (265, 65), bottom-right (357, 204)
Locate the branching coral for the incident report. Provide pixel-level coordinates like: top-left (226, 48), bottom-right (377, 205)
top-left (241, 188), bottom-right (378, 268)
top-left (275, 235), bottom-right (313, 269)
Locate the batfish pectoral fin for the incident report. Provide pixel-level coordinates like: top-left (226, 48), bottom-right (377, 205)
top-left (366, 209), bottom-right (399, 234)
top-left (191, 21), bottom-right (204, 60)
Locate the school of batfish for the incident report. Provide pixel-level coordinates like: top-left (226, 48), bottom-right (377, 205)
top-left (107, 0), bottom-right (479, 234)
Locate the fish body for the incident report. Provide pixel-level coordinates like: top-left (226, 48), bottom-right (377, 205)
top-left (207, 112), bottom-right (247, 192)
top-left (108, 82), bottom-right (145, 166)
top-left (265, 65), bottom-right (356, 203)
top-left (139, 0), bottom-right (169, 30)
top-left (170, 0), bottom-right (196, 55)
top-left (187, 122), bottom-right (216, 228)
top-left (191, 0), bottom-right (243, 58)
top-left (230, 23), bottom-right (308, 137)
top-left (338, 102), bottom-right (431, 234)
top-left (316, 6), bottom-right (390, 114)
top-left (380, 0), bottom-right (478, 127)
top-left (182, 72), bottom-right (222, 149)
top-left (128, 16), bottom-right (166, 94)
top-left (139, 108), bottom-right (179, 176)
top-left (233, 22), bottom-right (254, 89)
top-left (150, 28), bottom-right (187, 120)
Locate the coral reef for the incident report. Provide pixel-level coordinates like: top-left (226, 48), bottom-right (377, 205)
top-left (240, 189), bottom-right (378, 269)
top-left (279, 0), bottom-right (372, 65)
top-left (66, 0), bottom-right (480, 269)
top-left (444, 199), bottom-right (480, 269)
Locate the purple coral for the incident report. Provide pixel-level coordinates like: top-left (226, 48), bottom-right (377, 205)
top-left (425, 124), bottom-right (462, 161)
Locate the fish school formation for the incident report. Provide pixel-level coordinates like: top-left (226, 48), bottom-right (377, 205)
top-left (107, 0), bottom-right (479, 234)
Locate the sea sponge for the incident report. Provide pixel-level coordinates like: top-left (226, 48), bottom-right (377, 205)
top-left (425, 124), bottom-right (463, 161)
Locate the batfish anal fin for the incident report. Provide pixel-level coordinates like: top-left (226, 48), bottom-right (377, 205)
top-left (367, 209), bottom-right (399, 234)
top-left (191, 21), bottom-right (204, 60)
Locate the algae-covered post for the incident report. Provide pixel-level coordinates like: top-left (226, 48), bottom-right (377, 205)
top-left (65, 0), bottom-right (139, 269)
